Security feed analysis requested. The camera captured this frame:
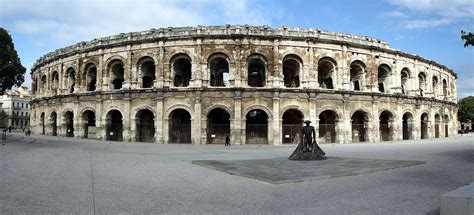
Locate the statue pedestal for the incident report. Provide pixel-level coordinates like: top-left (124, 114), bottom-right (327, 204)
top-left (289, 141), bottom-right (327, 160)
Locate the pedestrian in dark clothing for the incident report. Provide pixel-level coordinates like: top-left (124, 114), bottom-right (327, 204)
top-left (8, 126), bottom-right (11, 133)
top-left (225, 136), bottom-right (230, 147)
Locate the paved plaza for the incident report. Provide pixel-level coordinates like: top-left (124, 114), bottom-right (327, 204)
top-left (0, 133), bottom-right (473, 214)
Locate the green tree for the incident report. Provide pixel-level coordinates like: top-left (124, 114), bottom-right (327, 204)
top-left (461, 30), bottom-right (474, 47)
top-left (458, 96), bottom-right (474, 122)
top-left (0, 28), bottom-right (26, 92)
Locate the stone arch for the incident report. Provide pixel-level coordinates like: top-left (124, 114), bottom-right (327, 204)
top-left (350, 108), bottom-right (372, 121)
top-left (104, 55), bottom-right (127, 69)
top-left (132, 105), bottom-right (157, 119)
top-left (80, 107), bottom-right (96, 139)
top-left (246, 53), bottom-right (268, 87)
top-left (165, 104), bottom-right (194, 120)
top-left (350, 60), bottom-right (367, 91)
top-left (418, 72), bottom-right (428, 93)
top-left (106, 59), bottom-right (125, 90)
top-left (379, 110), bottom-right (395, 141)
top-left (168, 108), bottom-right (192, 144)
top-left (49, 110), bottom-right (58, 136)
top-left (243, 105), bottom-right (273, 120)
top-left (133, 52), bottom-right (158, 66)
top-left (243, 49), bottom-right (272, 62)
top-left (79, 107), bottom-right (97, 116)
top-left (105, 109), bottom-right (123, 141)
top-left (281, 50), bottom-right (306, 62)
top-left (134, 107), bottom-right (155, 143)
top-left (137, 56), bottom-right (156, 88)
top-left (318, 56), bottom-right (337, 89)
top-left (351, 110), bottom-right (370, 142)
top-left (401, 67), bottom-right (411, 94)
top-left (208, 52), bottom-right (230, 87)
top-left (279, 105), bottom-right (303, 119)
top-left (281, 108), bottom-right (304, 144)
top-left (402, 111), bottom-right (415, 140)
top-left (317, 106), bottom-right (343, 120)
top-left (245, 108), bottom-right (269, 144)
top-left (206, 107), bottom-right (231, 144)
top-left (65, 67), bottom-right (76, 93)
top-left (203, 49), bottom-right (235, 64)
top-left (62, 108), bottom-right (74, 137)
top-left (282, 54), bottom-right (302, 88)
top-left (170, 53), bottom-right (192, 87)
top-left (377, 63), bottom-right (392, 93)
top-left (319, 109), bottom-right (339, 143)
top-left (203, 104), bottom-right (233, 120)
top-left (165, 49), bottom-right (194, 64)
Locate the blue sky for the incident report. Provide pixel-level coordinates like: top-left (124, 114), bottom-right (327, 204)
top-left (0, 0), bottom-right (473, 97)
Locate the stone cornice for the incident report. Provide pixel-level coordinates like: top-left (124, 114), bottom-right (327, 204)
top-left (31, 25), bottom-right (456, 78)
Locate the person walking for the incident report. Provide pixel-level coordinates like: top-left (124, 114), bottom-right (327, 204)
top-left (225, 136), bottom-right (230, 147)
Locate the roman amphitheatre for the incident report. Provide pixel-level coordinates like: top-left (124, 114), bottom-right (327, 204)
top-left (29, 25), bottom-right (458, 144)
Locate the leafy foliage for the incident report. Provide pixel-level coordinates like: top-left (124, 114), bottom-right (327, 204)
top-left (0, 28), bottom-right (26, 92)
top-left (458, 96), bottom-right (474, 122)
top-left (461, 30), bottom-right (474, 47)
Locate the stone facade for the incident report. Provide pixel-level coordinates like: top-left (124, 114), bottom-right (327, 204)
top-left (30, 25), bottom-right (458, 144)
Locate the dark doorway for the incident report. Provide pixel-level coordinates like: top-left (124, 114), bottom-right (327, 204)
top-left (247, 55), bottom-right (266, 87)
top-left (282, 109), bottom-right (303, 144)
top-left (319, 110), bottom-right (337, 143)
top-left (169, 109), bottom-right (191, 143)
top-left (173, 57), bottom-right (191, 87)
top-left (140, 58), bottom-right (155, 88)
top-left (402, 113), bottom-right (413, 140)
top-left (351, 111), bottom-right (367, 142)
top-left (65, 111), bottom-right (74, 137)
top-left (136, 109), bottom-right (155, 142)
top-left (109, 61), bottom-right (124, 90)
top-left (50, 111), bottom-right (57, 136)
top-left (421, 113), bottom-right (429, 139)
top-left (209, 54), bottom-right (229, 87)
top-left (83, 110), bottom-right (96, 139)
top-left (379, 111), bottom-right (393, 141)
top-left (246, 109), bottom-right (268, 144)
top-left (283, 56), bottom-right (300, 88)
top-left (318, 58), bottom-right (335, 89)
top-left (207, 108), bottom-right (230, 144)
top-left (435, 114), bottom-right (440, 138)
top-left (40, 112), bottom-right (45, 135)
top-left (106, 110), bottom-right (123, 141)
top-left (85, 64), bottom-right (97, 91)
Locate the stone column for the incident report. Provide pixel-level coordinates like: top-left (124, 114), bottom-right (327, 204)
top-left (194, 98), bottom-right (202, 145)
top-left (232, 91), bottom-right (242, 145)
top-left (272, 93), bottom-right (281, 145)
top-left (155, 94), bottom-right (164, 143)
top-left (96, 99), bottom-right (104, 140)
top-left (123, 96), bottom-right (131, 142)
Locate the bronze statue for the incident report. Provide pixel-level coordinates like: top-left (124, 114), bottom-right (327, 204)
top-left (289, 120), bottom-right (326, 160)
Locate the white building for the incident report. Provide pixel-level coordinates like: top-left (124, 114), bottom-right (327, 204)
top-left (0, 86), bottom-right (32, 130)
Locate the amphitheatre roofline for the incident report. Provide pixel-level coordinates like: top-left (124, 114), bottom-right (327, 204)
top-left (31, 25), bottom-right (456, 77)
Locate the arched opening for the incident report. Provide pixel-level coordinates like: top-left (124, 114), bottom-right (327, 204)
top-left (247, 54), bottom-right (266, 87)
top-left (282, 109), bottom-right (303, 144)
top-left (52, 71), bottom-right (59, 95)
top-left (421, 113), bottom-right (429, 139)
top-left (432, 76), bottom-right (438, 95)
top-left (136, 109), bottom-right (155, 142)
top-left (442, 79), bottom-right (448, 96)
top-left (434, 114), bottom-right (440, 138)
top-left (418, 72), bottom-right (427, 95)
top-left (139, 57), bottom-right (155, 88)
top-left (109, 60), bottom-right (124, 90)
top-left (318, 58), bottom-right (335, 89)
top-left (246, 109), bottom-right (268, 144)
top-left (40, 112), bottom-right (45, 135)
top-left (207, 108), bottom-right (230, 144)
top-left (283, 55), bottom-right (301, 88)
top-left (351, 111), bottom-right (368, 142)
top-left (379, 111), bottom-right (393, 141)
top-left (402, 112), bottom-right (413, 140)
top-left (50, 111), bottom-right (57, 136)
top-left (85, 63), bottom-right (97, 91)
top-left (401, 68), bottom-right (410, 94)
top-left (83, 110), bottom-right (96, 139)
top-left (169, 109), bottom-right (191, 144)
top-left (444, 114), bottom-right (449, 137)
top-left (41, 75), bottom-right (47, 94)
top-left (106, 110), bottom-right (123, 141)
top-left (66, 68), bottom-right (76, 93)
top-left (350, 61), bottom-right (365, 91)
top-left (319, 110), bottom-right (337, 143)
top-left (209, 54), bottom-right (229, 87)
top-left (172, 56), bottom-right (191, 87)
top-left (65, 111), bottom-right (74, 137)
top-left (378, 64), bottom-right (391, 93)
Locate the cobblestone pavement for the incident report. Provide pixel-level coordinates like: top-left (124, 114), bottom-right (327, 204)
top-left (0, 132), bottom-right (473, 214)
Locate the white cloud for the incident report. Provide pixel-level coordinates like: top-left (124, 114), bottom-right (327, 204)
top-left (1, 0), bottom-right (272, 48)
top-left (380, 11), bottom-right (408, 18)
top-left (389, 0), bottom-right (474, 18)
top-left (403, 18), bottom-right (452, 29)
